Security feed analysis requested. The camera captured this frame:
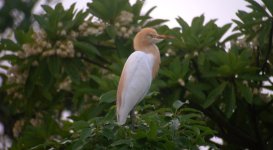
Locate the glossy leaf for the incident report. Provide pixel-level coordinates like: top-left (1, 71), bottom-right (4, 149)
top-left (100, 90), bottom-right (116, 103)
top-left (203, 82), bottom-right (227, 108)
top-left (172, 100), bottom-right (183, 110)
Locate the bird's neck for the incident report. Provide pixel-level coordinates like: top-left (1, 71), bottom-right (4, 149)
top-left (135, 44), bottom-right (159, 55)
top-left (138, 44), bottom-right (161, 78)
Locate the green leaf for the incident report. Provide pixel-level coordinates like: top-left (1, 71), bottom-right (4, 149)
top-left (186, 83), bottom-right (206, 101)
top-left (34, 15), bottom-right (50, 32)
top-left (217, 65), bottom-right (232, 75)
top-left (47, 56), bottom-right (61, 77)
top-left (221, 33), bottom-right (241, 44)
top-left (100, 90), bottom-right (116, 103)
top-left (111, 139), bottom-right (131, 147)
top-left (106, 26), bottom-right (116, 39)
top-left (0, 39), bottom-right (20, 51)
top-left (246, 0), bottom-right (271, 16)
top-left (72, 120), bottom-right (89, 130)
top-left (173, 100), bottom-right (183, 110)
top-left (261, 0), bottom-right (273, 16)
top-left (42, 5), bottom-right (54, 14)
top-left (206, 50), bottom-right (228, 65)
top-left (181, 57), bottom-right (190, 78)
top-left (80, 128), bottom-right (92, 141)
top-left (225, 85), bottom-right (236, 118)
top-left (203, 82), bottom-right (227, 108)
top-left (144, 6), bottom-right (156, 17)
top-left (144, 19), bottom-right (168, 27)
top-left (74, 41), bottom-right (101, 57)
top-left (88, 0), bottom-right (129, 22)
top-left (171, 57), bottom-right (181, 77)
top-left (236, 81), bottom-right (253, 104)
top-left (15, 30), bottom-right (33, 45)
top-left (63, 59), bottom-right (82, 83)
top-left (0, 55), bottom-right (18, 62)
top-left (191, 15), bottom-right (205, 34)
top-left (176, 17), bottom-right (189, 31)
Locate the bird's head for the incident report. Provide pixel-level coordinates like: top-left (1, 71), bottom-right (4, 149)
top-left (133, 28), bottom-right (174, 51)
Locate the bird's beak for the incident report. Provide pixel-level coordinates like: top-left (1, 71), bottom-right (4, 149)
top-left (150, 34), bottom-right (175, 43)
top-left (154, 34), bottom-right (175, 39)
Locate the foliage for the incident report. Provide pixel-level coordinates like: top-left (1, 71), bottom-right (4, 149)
top-left (0, 0), bottom-right (59, 33)
top-left (0, 0), bottom-right (273, 149)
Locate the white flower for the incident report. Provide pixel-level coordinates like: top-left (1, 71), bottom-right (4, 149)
top-left (78, 24), bottom-right (85, 31)
top-left (188, 75), bottom-right (195, 82)
top-left (193, 51), bottom-right (199, 56)
top-left (170, 118), bottom-right (180, 130)
top-left (60, 30), bottom-right (67, 36)
top-left (115, 22), bottom-right (120, 27)
top-left (178, 78), bottom-right (185, 86)
top-left (120, 26), bottom-right (127, 33)
top-left (60, 44), bottom-right (66, 49)
top-left (41, 41), bottom-right (47, 48)
top-left (46, 43), bottom-right (52, 49)
top-left (117, 11), bottom-right (134, 25)
top-left (123, 33), bottom-right (130, 38)
top-left (67, 41), bottom-right (73, 49)
top-left (70, 31), bottom-right (78, 38)
top-left (22, 44), bottom-right (30, 51)
top-left (13, 120), bottom-right (25, 137)
top-left (58, 22), bottom-right (63, 28)
top-left (58, 77), bottom-right (72, 91)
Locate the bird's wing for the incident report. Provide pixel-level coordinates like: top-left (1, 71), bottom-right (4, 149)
top-left (117, 51), bottom-right (154, 125)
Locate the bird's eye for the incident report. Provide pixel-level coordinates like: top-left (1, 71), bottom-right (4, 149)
top-left (147, 34), bottom-right (153, 38)
top-left (148, 34), bottom-right (156, 38)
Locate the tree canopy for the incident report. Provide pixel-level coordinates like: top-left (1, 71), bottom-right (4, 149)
top-left (1, 0), bottom-right (273, 149)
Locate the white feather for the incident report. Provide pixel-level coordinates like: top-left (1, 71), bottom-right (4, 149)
top-left (117, 51), bottom-right (154, 125)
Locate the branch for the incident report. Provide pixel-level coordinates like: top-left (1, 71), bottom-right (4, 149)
top-left (248, 105), bottom-right (264, 149)
top-left (191, 58), bottom-right (202, 80)
top-left (190, 102), bottom-right (257, 148)
top-left (257, 99), bottom-right (273, 114)
top-left (81, 56), bottom-right (113, 72)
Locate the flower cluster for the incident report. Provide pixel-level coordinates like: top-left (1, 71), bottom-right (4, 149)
top-left (165, 48), bottom-right (176, 57)
top-left (56, 22), bottom-right (79, 40)
top-left (6, 87), bottom-right (24, 99)
top-left (6, 65), bottom-right (27, 99)
top-left (78, 21), bottom-right (105, 36)
top-left (13, 119), bottom-right (25, 137)
top-left (58, 77), bottom-right (72, 91)
top-left (7, 65), bottom-right (27, 85)
top-left (117, 11), bottom-right (134, 25)
top-left (17, 29), bottom-right (76, 59)
top-left (177, 78), bottom-right (185, 86)
top-left (30, 113), bottom-right (43, 127)
top-left (115, 10), bottom-right (141, 38)
top-left (42, 40), bottom-right (75, 58)
top-left (17, 30), bottom-right (49, 58)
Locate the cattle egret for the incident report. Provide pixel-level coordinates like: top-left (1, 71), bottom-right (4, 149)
top-left (116, 28), bottom-right (174, 125)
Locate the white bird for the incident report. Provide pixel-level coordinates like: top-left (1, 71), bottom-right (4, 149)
top-left (116, 28), bottom-right (173, 125)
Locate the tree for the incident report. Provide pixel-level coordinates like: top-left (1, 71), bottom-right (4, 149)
top-left (0, 0), bottom-right (273, 149)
